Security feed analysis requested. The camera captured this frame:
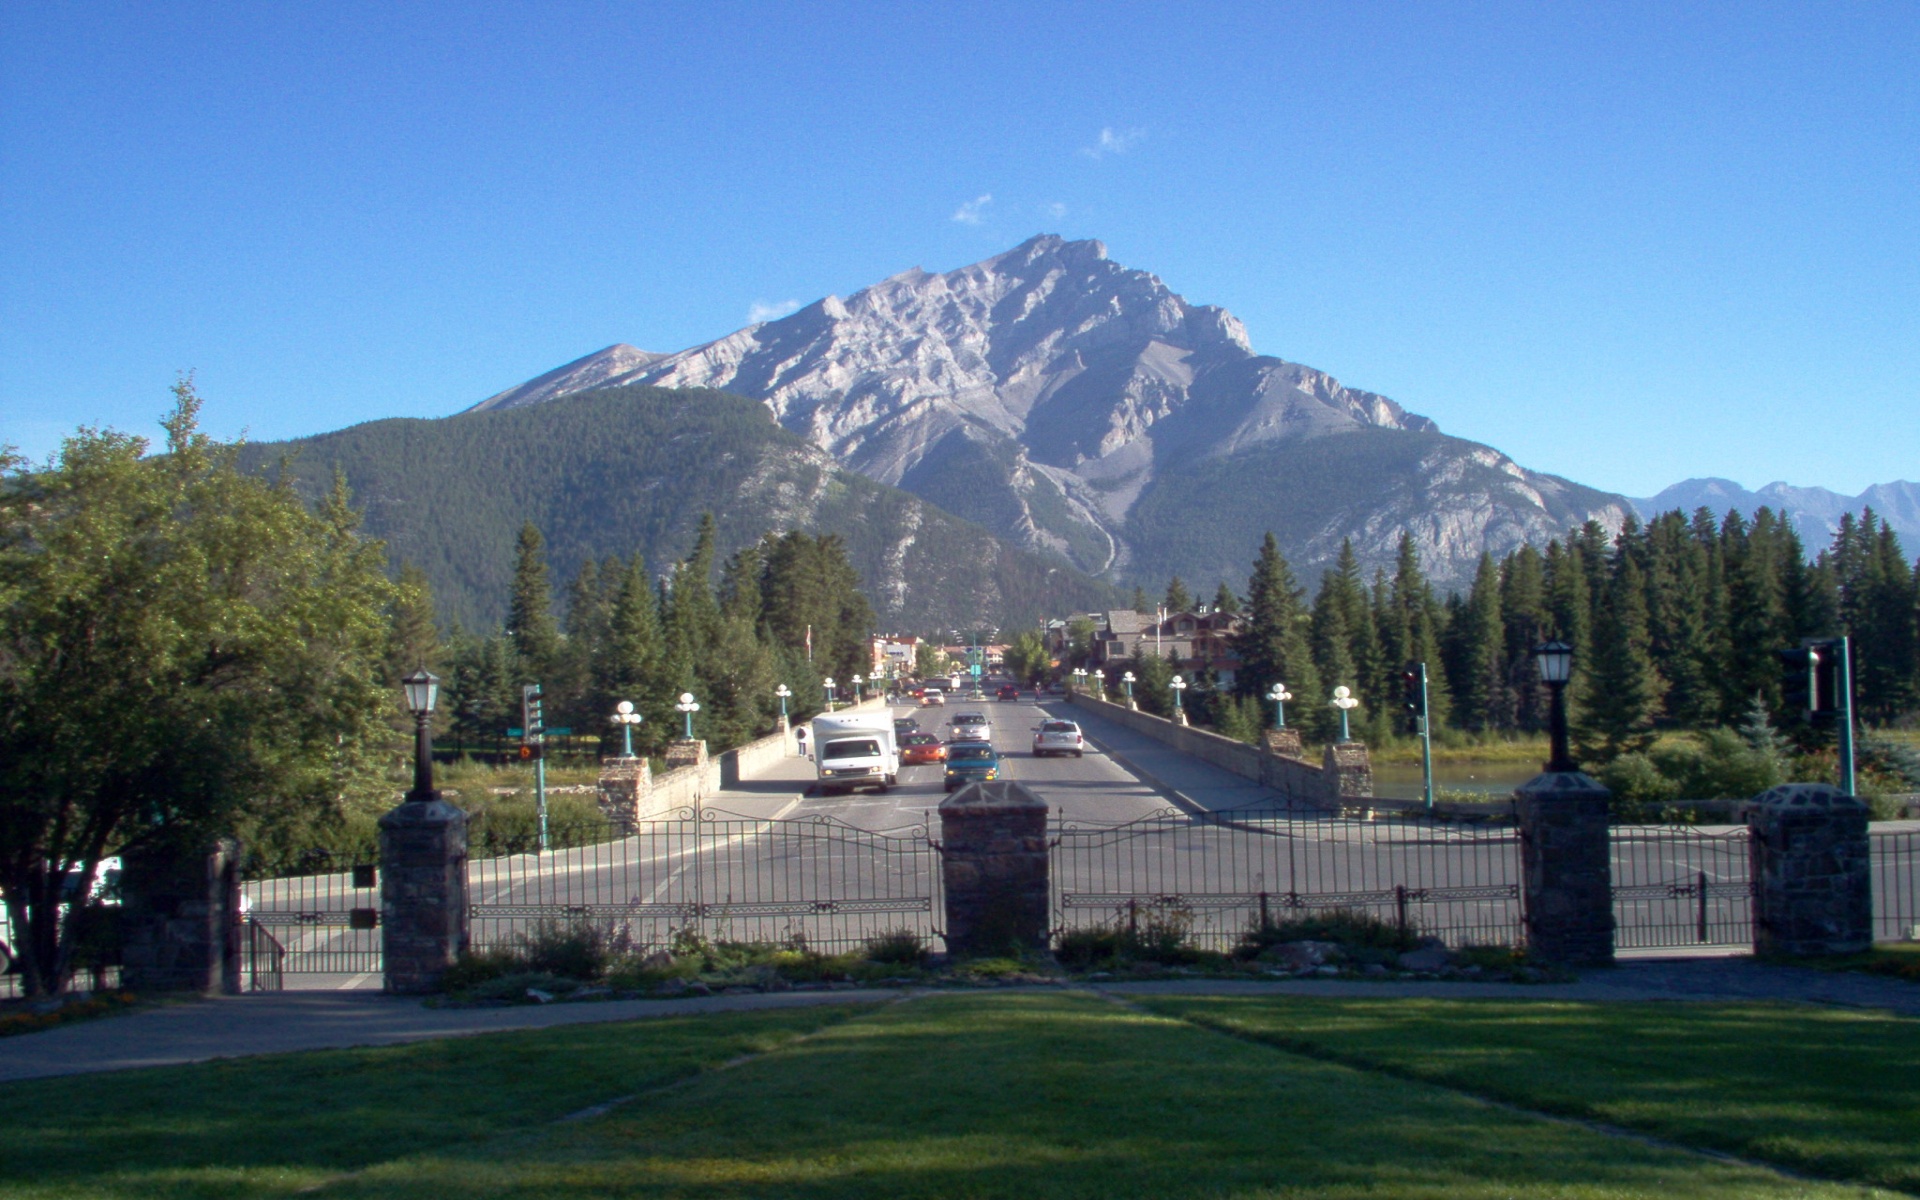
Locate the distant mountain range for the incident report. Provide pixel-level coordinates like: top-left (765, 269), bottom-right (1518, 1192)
top-left (1630, 479), bottom-right (1920, 551)
top-left (473, 235), bottom-right (1629, 589)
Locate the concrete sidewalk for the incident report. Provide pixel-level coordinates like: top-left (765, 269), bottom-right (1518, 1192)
top-left (0, 988), bottom-right (901, 1084)
top-left (1051, 699), bottom-right (1286, 814)
top-left (5, 957), bottom-right (1912, 1085)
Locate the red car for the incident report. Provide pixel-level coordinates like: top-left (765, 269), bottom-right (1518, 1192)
top-left (996, 684), bottom-right (1021, 701)
top-left (900, 732), bottom-right (948, 765)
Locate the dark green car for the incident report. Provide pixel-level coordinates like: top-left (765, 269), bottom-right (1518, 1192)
top-left (943, 740), bottom-right (1001, 792)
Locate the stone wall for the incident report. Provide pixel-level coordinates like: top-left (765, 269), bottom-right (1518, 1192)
top-left (1513, 772), bottom-right (1615, 966)
top-left (1067, 692), bottom-right (1369, 810)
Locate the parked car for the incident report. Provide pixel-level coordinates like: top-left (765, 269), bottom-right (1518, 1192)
top-left (996, 684), bottom-right (1021, 701)
top-left (900, 732), bottom-right (947, 765)
top-left (944, 740), bottom-right (1002, 791)
top-left (948, 711), bottom-right (992, 741)
top-left (1032, 719), bottom-right (1085, 757)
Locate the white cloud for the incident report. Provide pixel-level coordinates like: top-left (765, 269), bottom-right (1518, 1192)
top-left (1081, 126), bottom-right (1146, 159)
top-left (747, 298), bottom-right (800, 324)
top-left (951, 193), bottom-right (993, 225)
top-left (1046, 201), bottom-right (1069, 219)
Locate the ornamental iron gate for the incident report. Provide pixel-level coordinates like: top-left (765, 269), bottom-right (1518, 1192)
top-left (467, 809), bottom-right (943, 957)
top-left (1609, 824), bottom-right (1753, 949)
top-left (240, 864), bottom-right (382, 987)
top-left (1050, 806), bottom-right (1524, 950)
top-left (1872, 827), bottom-right (1920, 942)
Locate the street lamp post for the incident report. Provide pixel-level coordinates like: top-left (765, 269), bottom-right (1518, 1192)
top-left (852, 673), bottom-right (864, 703)
top-left (401, 668), bottom-right (440, 803)
top-left (1122, 670), bottom-right (1136, 708)
top-left (1533, 640), bottom-right (1577, 772)
top-left (612, 700), bottom-right (643, 758)
top-left (823, 677), bottom-right (837, 712)
top-left (1072, 667), bottom-right (1087, 693)
top-left (774, 683), bottom-right (791, 727)
top-left (1091, 668), bottom-right (1105, 700)
top-left (1170, 674), bottom-right (1188, 724)
top-left (1330, 686), bottom-right (1359, 742)
top-left (1264, 682), bottom-right (1292, 729)
top-left (675, 692), bottom-right (701, 740)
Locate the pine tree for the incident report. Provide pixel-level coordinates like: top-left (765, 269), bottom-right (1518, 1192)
top-left (1386, 534), bottom-right (1450, 730)
top-left (1499, 544), bottom-right (1550, 731)
top-left (1164, 576), bottom-right (1194, 613)
top-left (1454, 552), bottom-right (1509, 731)
top-left (1576, 554), bottom-right (1662, 760)
top-left (1309, 571), bottom-right (1358, 725)
top-left (595, 557), bottom-right (667, 754)
top-left (1212, 581), bottom-right (1240, 614)
top-left (388, 561), bottom-right (443, 680)
top-left (1236, 533), bottom-right (1324, 737)
top-left (506, 521), bottom-right (560, 683)
top-left (1130, 584), bottom-right (1151, 611)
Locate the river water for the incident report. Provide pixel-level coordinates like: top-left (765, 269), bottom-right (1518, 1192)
top-left (1370, 761), bottom-right (1542, 800)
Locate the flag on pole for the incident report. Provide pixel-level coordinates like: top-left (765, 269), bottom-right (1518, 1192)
top-left (805, 623), bottom-right (813, 662)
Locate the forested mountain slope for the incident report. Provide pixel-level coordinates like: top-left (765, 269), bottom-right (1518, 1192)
top-left (239, 386), bottom-right (1116, 631)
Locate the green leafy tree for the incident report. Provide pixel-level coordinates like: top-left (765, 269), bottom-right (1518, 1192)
top-left (0, 381), bottom-right (398, 995)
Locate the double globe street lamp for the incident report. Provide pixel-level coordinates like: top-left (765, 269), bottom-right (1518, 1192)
top-left (675, 692), bottom-right (700, 740)
top-left (823, 676), bottom-right (837, 712)
top-left (774, 683), bottom-right (792, 725)
top-left (1121, 670), bottom-right (1136, 706)
top-left (852, 673), bottom-right (865, 703)
top-left (1091, 668), bottom-right (1105, 700)
top-left (1169, 674), bottom-right (1188, 723)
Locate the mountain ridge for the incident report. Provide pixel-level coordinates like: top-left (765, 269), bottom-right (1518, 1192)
top-left (1631, 477), bottom-right (1920, 550)
top-left (469, 234), bottom-right (1631, 587)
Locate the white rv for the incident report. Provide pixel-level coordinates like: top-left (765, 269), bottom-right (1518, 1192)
top-left (809, 712), bottom-right (900, 794)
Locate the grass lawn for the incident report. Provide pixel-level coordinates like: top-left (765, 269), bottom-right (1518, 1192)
top-left (1143, 994), bottom-right (1920, 1194)
top-left (2, 991), bottom-right (1903, 1199)
top-left (1775, 941), bottom-right (1920, 983)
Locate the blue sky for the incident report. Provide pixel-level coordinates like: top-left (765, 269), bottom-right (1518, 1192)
top-left (3, 2), bottom-right (1915, 497)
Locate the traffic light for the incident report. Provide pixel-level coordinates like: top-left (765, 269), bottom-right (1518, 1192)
top-left (1401, 663), bottom-right (1426, 734)
top-left (1778, 646), bottom-right (1819, 712)
top-left (517, 743), bottom-right (543, 762)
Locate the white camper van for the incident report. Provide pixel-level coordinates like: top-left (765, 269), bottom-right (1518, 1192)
top-left (809, 712), bottom-right (900, 794)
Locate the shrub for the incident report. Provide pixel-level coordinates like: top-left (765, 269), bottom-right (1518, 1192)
top-left (515, 918), bottom-right (630, 981)
top-left (1234, 907), bottom-right (1415, 961)
top-left (862, 929), bottom-right (929, 966)
top-left (1052, 901), bottom-right (1207, 967)
top-left (439, 947), bottom-right (524, 993)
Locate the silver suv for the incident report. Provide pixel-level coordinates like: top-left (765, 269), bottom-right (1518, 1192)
top-left (1032, 719), bottom-right (1084, 757)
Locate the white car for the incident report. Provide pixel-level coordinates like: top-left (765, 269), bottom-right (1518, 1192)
top-left (948, 712), bottom-right (992, 741)
top-left (1032, 719), bottom-right (1085, 757)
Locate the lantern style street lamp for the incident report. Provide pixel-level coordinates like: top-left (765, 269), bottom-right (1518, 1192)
top-left (1330, 685), bottom-right (1359, 742)
top-left (1265, 682), bottom-right (1293, 729)
top-left (1122, 670), bottom-right (1136, 705)
top-left (823, 677), bottom-right (837, 712)
top-left (401, 668), bottom-right (440, 804)
top-left (611, 700), bottom-right (643, 758)
top-left (1091, 668), bottom-right (1105, 700)
top-left (675, 691), bottom-right (701, 740)
top-left (1533, 640), bottom-right (1577, 772)
top-left (774, 683), bottom-right (791, 723)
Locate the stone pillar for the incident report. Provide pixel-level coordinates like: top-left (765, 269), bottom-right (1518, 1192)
top-left (1747, 783), bottom-right (1871, 957)
top-left (1323, 741), bottom-right (1374, 807)
top-left (1514, 771), bottom-right (1615, 966)
top-left (379, 798), bottom-right (469, 994)
top-left (663, 739), bottom-right (707, 772)
top-left (597, 756), bottom-right (651, 829)
top-left (939, 781), bottom-right (1049, 958)
top-left (120, 837), bottom-right (243, 995)
top-left (1263, 728), bottom-right (1305, 759)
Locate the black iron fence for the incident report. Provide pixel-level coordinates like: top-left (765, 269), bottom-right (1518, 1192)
top-left (467, 809), bottom-right (943, 956)
top-left (241, 863), bottom-right (383, 978)
top-left (1872, 826), bottom-right (1920, 943)
top-left (1050, 805), bottom-right (1524, 950)
top-left (1609, 824), bottom-right (1753, 948)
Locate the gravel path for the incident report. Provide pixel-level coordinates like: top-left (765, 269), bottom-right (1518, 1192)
top-left (2, 957), bottom-right (1912, 1084)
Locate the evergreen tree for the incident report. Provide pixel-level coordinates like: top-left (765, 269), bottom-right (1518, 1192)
top-left (1129, 584), bottom-right (1151, 611)
top-left (506, 521), bottom-right (560, 683)
top-left (1309, 571), bottom-right (1358, 727)
top-left (595, 557), bottom-right (668, 755)
top-left (1453, 552), bottom-right (1510, 731)
top-left (389, 561), bottom-right (443, 681)
top-left (1164, 576), bottom-right (1194, 613)
top-left (1576, 554), bottom-right (1662, 760)
top-left (1212, 581), bottom-right (1240, 614)
top-left (1499, 544), bottom-right (1551, 731)
top-left (1235, 533), bottom-right (1325, 737)
top-left (1385, 534), bottom-right (1450, 729)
